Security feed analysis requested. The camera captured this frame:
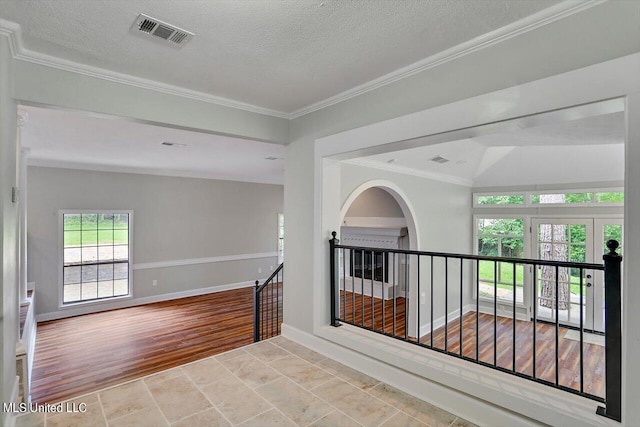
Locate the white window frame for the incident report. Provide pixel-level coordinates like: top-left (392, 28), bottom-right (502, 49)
top-left (473, 215), bottom-right (530, 307)
top-left (473, 187), bottom-right (624, 208)
top-left (277, 213), bottom-right (284, 264)
top-left (58, 209), bottom-right (134, 308)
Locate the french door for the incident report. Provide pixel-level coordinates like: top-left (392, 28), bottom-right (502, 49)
top-left (531, 218), bottom-right (622, 332)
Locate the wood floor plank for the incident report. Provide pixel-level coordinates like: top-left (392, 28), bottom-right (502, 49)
top-left (32, 286), bottom-right (281, 404)
top-left (339, 291), bottom-right (604, 399)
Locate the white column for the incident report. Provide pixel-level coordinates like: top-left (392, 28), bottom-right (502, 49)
top-left (623, 92), bottom-right (640, 426)
top-left (17, 113), bottom-right (29, 305)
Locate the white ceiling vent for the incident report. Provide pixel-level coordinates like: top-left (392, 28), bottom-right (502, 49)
top-left (131, 14), bottom-right (194, 48)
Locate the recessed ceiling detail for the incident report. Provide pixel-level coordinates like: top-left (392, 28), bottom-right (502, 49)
top-left (131, 13), bottom-right (194, 47)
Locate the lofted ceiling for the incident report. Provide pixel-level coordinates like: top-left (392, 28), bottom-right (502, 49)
top-left (0, 0), bottom-right (561, 114)
top-left (19, 105), bottom-right (285, 184)
top-left (358, 112), bottom-right (625, 188)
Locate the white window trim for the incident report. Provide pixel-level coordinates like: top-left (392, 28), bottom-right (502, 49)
top-left (58, 209), bottom-right (134, 309)
top-left (472, 215), bottom-right (530, 306)
top-left (473, 187), bottom-right (624, 208)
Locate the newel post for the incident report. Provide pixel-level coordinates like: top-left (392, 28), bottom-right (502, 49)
top-left (597, 239), bottom-right (623, 422)
top-left (253, 280), bottom-right (260, 342)
top-left (329, 231), bottom-right (341, 327)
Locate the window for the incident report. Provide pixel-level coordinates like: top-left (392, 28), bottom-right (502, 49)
top-left (61, 211), bottom-right (132, 305)
top-left (476, 218), bottom-right (524, 303)
top-left (476, 194), bottom-right (524, 206)
top-left (351, 251), bottom-right (388, 282)
top-left (277, 213), bottom-right (284, 264)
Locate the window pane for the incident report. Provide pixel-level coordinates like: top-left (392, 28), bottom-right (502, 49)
top-left (114, 214), bottom-right (129, 229)
top-left (64, 266), bottom-right (81, 284)
top-left (81, 282), bottom-right (98, 300)
top-left (64, 214), bottom-right (82, 231)
top-left (98, 281), bottom-right (114, 298)
top-left (531, 193), bottom-right (593, 204)
top-left (98, 213), bottom-right (114, 229)
top-left (114, 279), bottom-right (128, 296)
top-left (64, 284), bottom-right (81, 302)
top-left (113, 245), bottom-right (128, 260)
top-left (81, 230), bottom-right (97, 246)
top-left (113, 229), bottom-right (128, 245)
top-left (64, 248), bottom-right (82, 265)
top-left (477, 218), bottom-right (523, 236)
top-left (114, 263), bottom-right (128, 280)
top-left (98, 264), bottom-right (114, 281)
top-left (98, 230), bottom-right (113, 246)
top-left (477, 195), bottom-right (523, 205)
top-left (596, 192), bottom-right (624, 203)
top-left (82, 265), bottom-right (98, 282)
top-left (64, 231), bottom-right (81, 247)
top-left (98, 246), bottom-right (114, 262)
top-left (82, 214), bottom-right (98, 230)
top-left (81, 246), bottom-right (98, 263)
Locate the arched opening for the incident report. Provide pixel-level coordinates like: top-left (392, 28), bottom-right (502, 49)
top-left (338, 181), bottom-right (420, 338)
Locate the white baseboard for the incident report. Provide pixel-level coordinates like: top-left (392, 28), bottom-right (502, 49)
top-left (281, 322), bottom-right (607, 427)
top-left (419, 303), bottom-right (475, 337)
top-left (36, 279), bottom-right (262, 322)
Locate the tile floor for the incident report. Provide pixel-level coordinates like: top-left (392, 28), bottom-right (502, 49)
top-left (15, 336), bottom-right (477, 427)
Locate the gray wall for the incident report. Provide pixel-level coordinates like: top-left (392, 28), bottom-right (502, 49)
top-left (28, 166), bottom-right (283, 317)
top-left (1, 33), bottom-right (19, 411)
top-left (345, 187), bottom-right (404, 218)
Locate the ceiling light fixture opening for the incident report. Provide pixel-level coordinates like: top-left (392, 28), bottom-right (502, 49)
top-left (161, 141), bottom-right (187, 147)
top-left (429, 155), bottom-right (450, 164)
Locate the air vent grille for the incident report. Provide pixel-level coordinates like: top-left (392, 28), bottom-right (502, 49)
top-left (138, 19), bottom-right (156, 33)
top-left (131, 13), bottom-right (194, 48)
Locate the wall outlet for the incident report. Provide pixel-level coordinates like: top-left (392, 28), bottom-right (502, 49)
top-left (420, 292), bottom-right (426, 305)
top-left (270, 265), bottom-right (273, 271)
top-left (258, 268), bottom-right (262, 274)
top-left (152, 279), bottom-right (157, 287)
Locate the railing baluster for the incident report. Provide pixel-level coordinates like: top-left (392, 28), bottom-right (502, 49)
top-left (430, 256), bottom-right (434, 348)
top-left (494, 261), bottom-right (497, 367)
top-left (371, 250), bottom-right (375, 330)
top-left (404, 253), bottom-right (409, 341)
top-left (382, 251), bottom-right (386, 334)
top-left (532, 265), bottom-right (537, 379)
top-left (476, 260), bottom-right (479, 362)
top-left (343, 248), bottom-right (347, 322)
top-left (361, 250), bottom-right (365, 327)
top-left (253, 280), bottom-right (260, 342)
top-left (513, 262), bottom-right (516, 372)
top-left (579, 267), bottom-right (584, 395)
top-left (555, 265), bottom-right (559, 386)
top-left (417, 254), bottom-right (421, 344)
top-left (459, 258), bottom-right (463, 357)
top-left (393, 252), bottom-right (397, 337)
top-left (445, 257), bottom-right (448, 352)
top-left (352, 250), bottom-right (356, 324)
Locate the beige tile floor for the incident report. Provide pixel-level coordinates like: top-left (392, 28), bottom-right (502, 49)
top-left (15, 336), bottom-right (477, 427)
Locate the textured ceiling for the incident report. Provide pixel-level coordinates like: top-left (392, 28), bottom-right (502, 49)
top-left (1, 0), bottom-right (558, 112)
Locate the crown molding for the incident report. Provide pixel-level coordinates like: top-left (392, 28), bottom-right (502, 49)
top-left (344, 158), bottom-right (473, 187)
top-left (0, 18), bottom-right (290, 120)
top-left (288, 0), bottom-right (606, 119)
top-left (1, 0), bottom-right (605, 121)
top-left (27, 157), bottom-right (284, 185)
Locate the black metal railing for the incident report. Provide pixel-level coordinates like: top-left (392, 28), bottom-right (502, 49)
top-left (329, 232), bottom-right (623, 421)
top-left (254, 263), bottom-right (283, 342)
